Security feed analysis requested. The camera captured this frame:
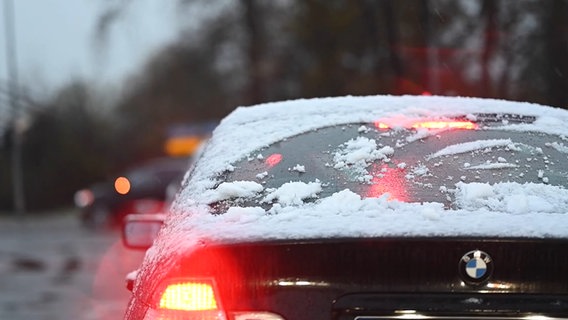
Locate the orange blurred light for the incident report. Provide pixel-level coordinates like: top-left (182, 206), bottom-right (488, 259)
top-left (159, 282), bottom-right (218, 311)
top-left (165, 136), bottom-right (203, 157)
top-left (114, 177), bottom-right (131, 195)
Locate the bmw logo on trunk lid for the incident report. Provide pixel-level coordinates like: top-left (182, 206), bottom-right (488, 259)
top-left (459, 250), bottom-right (493, 285)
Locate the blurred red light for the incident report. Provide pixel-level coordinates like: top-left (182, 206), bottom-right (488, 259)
top-left (159, 281), bottom-right (218, 311)
top-left (411, 121), bottom-right (476, 130)
top-left (265, 154), bottom-right (283, 168)
top-left (374, 120), bottom-right (476, 131)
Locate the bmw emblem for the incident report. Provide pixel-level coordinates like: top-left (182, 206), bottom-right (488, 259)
top-left (459, 250), bottom-right (493, 285)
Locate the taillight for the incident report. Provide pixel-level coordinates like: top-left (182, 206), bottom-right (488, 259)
top-left (149, 278), bottom-right (227, 320)
top-left (160, 282), bottom-right (218, 311)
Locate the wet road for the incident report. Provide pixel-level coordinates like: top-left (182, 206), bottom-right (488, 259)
top-left (0, 209), bottom-right (145, 320)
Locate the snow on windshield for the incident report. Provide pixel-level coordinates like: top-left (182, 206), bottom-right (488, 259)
top-left (164, 96), bottom-right (568, 250)
top-left (333, 137), bottom-right (394, 183)
top-left (455, 182), bottom-right (568, 214)
top-left (263, 181), bottom-right (322, 206)
top-left (428, 139), bottom-right (517, 159)
top-left (168, 182), bottom-right (568, 244)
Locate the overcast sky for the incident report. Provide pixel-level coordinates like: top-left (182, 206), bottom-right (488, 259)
top-left (0, 0), bottom-right (181, 92)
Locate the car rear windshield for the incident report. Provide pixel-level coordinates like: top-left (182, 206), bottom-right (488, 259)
top-left (218, 120), bottom-right (568, 209)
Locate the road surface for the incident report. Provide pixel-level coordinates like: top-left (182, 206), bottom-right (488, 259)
top-left (0, 209), bottom-right (145, 320)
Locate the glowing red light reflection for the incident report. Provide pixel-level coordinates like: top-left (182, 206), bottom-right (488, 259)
top-left (265, 153), bottom-right (283, 168)
top-left (366, 164), bottom-right (409, 202)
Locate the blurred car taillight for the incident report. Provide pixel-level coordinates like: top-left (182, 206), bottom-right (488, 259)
top-left (143, 278), bottom-right (286, 320)
top-left (147, 278), bottom-right (227, 320)
top-left (73, 189), bottom-right (94, 208)
top-left (115, 176), bottom-right (131, 195)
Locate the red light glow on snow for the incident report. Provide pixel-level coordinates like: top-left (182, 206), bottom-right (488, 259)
top-left (366, 164), bottom-right (409, 202)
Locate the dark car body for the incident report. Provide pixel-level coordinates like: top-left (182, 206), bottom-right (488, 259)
top-left (75, 157), bottom-right (189, 228)
top-left (125, 96), bottom-right (568, 319)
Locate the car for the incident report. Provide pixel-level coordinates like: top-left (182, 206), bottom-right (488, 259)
top-left (122, 95), bottom-right (568, 320)
top-left (74, 156), bottom-right (190, 229)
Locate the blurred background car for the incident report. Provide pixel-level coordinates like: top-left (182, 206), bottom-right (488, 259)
top-left (74, 156), bottom-right (190, 229)
top-left (123, 95), bottom-right (568, 320)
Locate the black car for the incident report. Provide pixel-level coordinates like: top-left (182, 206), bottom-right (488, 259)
top-left (123, 96), bottom-right (568, 319)
top-left (74, 156), bottom-right (190, 229)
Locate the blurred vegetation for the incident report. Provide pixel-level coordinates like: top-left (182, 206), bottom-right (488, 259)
top-left (1, 0), bottom-right (568, 212)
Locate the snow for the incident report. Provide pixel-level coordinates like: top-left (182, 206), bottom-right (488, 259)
top-left (466, 163), bottom-right (519, 170)
top-left (333, 137), bottom-right (393, 168)
top-left (168, 184), bottom-right (568, 245)
top-left (262, 181), bottom-right (322, 206)
top-left (160, 95), bottom-right (568, 256)
top-left (202, 181), bottom-right (263, 203)
top-left (291, 164), bottom-right (306, 173)
top-left (428, 139), bottom-right (515, 159)
top-left (333, 137), bottom-right (394, 183)
top-left (455, 182), bottom-right (568, 214)
top-left (548, 142), bottom-right (568, 154)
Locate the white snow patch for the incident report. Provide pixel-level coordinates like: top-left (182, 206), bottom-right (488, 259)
top-left (455, 182), bottom-right (568, 214)
top-left (334, 137), bottom-right (393, 168)
top-left (548, 142), bottom-right (568, 154)
top-left (465, 163), bottom-right (519, 170)
top-left (429, 139), bottom-right (515, 159)
top-left (203, 180), bottom-right (264, 202)
top-left (256, 171), bottom-right (268, 179)
top-left (262, 181), bottom-right (322, 206)
top-left (291, 164), bottom-right (306, 173)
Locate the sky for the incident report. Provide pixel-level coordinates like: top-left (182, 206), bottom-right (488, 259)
top-left (0, 0), bottom-right (182, 92)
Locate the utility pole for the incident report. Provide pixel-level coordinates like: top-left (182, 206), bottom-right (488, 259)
top-left (3, 0), bottom-right (26, 215)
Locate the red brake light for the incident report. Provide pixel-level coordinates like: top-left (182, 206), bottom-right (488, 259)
top-left (153, 279), bottom-right (227, 320)
top-left (374, 120), bottom-right (477, 130)
top-left (159, 282), bottom-right (218, 311)
top-left (411, 120), bottom-right (477, 130)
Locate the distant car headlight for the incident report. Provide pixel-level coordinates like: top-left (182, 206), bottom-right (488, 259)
top-left (74, 189), bottom-right (94, 208)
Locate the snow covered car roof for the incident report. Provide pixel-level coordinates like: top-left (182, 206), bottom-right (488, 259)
top-left (161, 95), bottom-right (568, 252)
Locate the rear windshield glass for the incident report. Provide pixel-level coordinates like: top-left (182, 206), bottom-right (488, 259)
top-left (217, 122), bottom-right (568, 210)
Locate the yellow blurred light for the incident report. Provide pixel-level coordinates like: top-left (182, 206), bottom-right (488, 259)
top-left (165, 136), bottom-right (202, 156)
top-left (114, 177), bottom-right (131, 195)
top-left (159, 282), bottom-right (218, 311)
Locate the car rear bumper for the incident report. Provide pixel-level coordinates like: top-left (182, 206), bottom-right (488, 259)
top-left (333, 293), bottom-right (568, 319)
